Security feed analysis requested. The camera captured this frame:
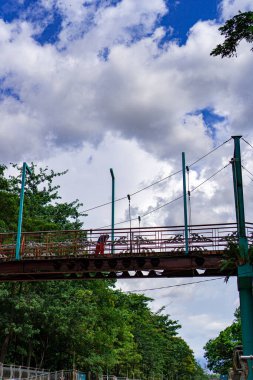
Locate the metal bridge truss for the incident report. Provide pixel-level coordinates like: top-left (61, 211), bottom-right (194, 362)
top-left (0, 223), bottom-right (252, 281)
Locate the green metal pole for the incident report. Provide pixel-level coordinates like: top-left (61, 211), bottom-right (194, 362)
top-left (110, 168), bottom-right (115, 254)
top-left (182, 152), bottom-right (189, 255)
top-left (231, 136), bottom-right (253, 380)
top-left (15, 163), bottom-right (31, 261)
top-left (127, 194), bottom-right (132, 254)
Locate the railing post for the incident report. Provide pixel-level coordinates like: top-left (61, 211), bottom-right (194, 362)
top-left (231, 135), bottom-right (253, 380)
top-left (182, 152), bottom-right (189, 255)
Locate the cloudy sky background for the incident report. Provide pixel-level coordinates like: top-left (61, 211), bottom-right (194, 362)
top-left (1, 0), bottom-right (253, 360)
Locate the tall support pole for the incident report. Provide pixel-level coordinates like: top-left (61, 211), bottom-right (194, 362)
top-left (138, 216), bottom-right (141, 254)
top-left (110, 168), bottom-right (115, 254)
top-left (127, 194), bottom-right (132, 254)
top-left (15, 163), bottom-right (32, 261)
top-left (182, 152), bottom-right (189, 255)
top-left (231, 136), bottom-right (253, 380)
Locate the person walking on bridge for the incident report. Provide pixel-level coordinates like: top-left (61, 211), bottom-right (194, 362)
top-left (95, 234), bottom-right (109, 255)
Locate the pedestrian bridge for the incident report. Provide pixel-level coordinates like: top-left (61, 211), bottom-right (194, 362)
top-left (0, 222), bottom-right (250, 281)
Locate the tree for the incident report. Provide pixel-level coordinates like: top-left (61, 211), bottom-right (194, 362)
top-left (0, 163), bottom-right (85, 232)
top-left (0, 163), bottom-right (87, 364)
top-left (204, 309), bottom-right (241, 375)
top-left (0, 163), bottom-right (207, 379)
top-left (114, 293), bottom-right (208, 380)
top-left (0, 278), bottom-right (208, 378)
top-left (0, 280), bottom-right (118, 369)
top-left (0, 165), bottom-right (20, 232)
top-left (211, 11), bottom-right (253, 58)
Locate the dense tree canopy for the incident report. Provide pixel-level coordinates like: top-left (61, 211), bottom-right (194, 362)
top-left (0, 163), bottom-right (85, 232)
top-left (0, 280), bottom-right (209, 379)
top-left (204, 309), bottom-right (241, 375)
top-left (211, 11), bottom-right (253, 58)
top-left (0, 163), bottom-right (209, 379)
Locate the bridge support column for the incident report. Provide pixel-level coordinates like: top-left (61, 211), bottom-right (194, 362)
top-left (238, 272), bottom-right (253, 379)
top-left (232, 136), bottom-right (253, 380)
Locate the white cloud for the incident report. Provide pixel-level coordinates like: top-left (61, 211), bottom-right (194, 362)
top-left (55, 0), bottom-right (167, 49)
top-left (0, 8), bottom-right (253, 164)
top-left (220, 0), bottom-right (253, 20)
top-left (188, 314), bottom-right (228, 333)
top-left (116, 276), bottom-right (238, 357)
top-left (1, 0), bottom-right (253, 359)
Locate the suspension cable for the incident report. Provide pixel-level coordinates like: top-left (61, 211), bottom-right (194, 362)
top-left (242, 164), bottom-right (253, 179)
top-left (141, 195), bottom-right (183, 218)
top-left (188, 137), bottom-right (232, 168)
top-left (83, 138), bottom-right (232, 213)
top-left (242, 138), bottom-right (253, 150)
top-left (96, 195), bottom-right (183, 229)
top-left (130, 169), bottom-right (182, 196)
top-left (95, 163), bottom-right (230, 229)
top-left (83, 171), bottom-right (181, 213)
top-left (125, 277), bottom-right (225, 293)
top-left (83, 196), bottom-right (126, 213)
top-left (190, 162), bottom-right (230, 193)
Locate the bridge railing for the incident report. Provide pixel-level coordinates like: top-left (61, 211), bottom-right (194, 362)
top-left (28, 370), bottom-right (86, 380)
top-left (0, 365), bottom-right (87, 380)
top-left (0, 223), bottom-right (252, 260)
top-left (0, 362), bottom-right (47, 379)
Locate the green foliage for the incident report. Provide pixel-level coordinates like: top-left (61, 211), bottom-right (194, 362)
top-left (220, 234), bottom-right (253, 277)
top-left (204, 309), bottom-right (241, 375)
top-left (211, 11), bottom-right (253, 58)
top-left (0, 163), bottom-right (206, 379)
top-left (194, 363), bottom-right (210, 380)
top-left (220, 241), bottom-right (242, 274)
top-left (0, 280), bottom-right (207, 379)
top-left (115, 293), bottom-right (181, 379)
top-left (0, 163), bottom-right (85, 232)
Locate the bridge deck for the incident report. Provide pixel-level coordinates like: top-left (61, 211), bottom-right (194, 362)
top-left (0, 222), bottom-right (250, 281)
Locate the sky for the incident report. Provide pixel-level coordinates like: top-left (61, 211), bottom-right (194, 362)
top-left (1, 0), bottom-right (253, 362)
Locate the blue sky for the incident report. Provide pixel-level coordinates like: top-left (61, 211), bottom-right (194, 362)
top-left (161, 0), bottom-right (221, 44)
top-left (0, 0), bottom-right (221, 46)
top-left (0, 0), bottom-right (224, 138)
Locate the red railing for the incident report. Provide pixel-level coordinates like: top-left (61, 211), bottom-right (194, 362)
top-left (0, 223), bottom-right (252, 260)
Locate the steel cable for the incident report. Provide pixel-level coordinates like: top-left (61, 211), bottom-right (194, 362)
top-left (96, 162), bottom-right (230, 229)
top-left (83, 139), bottom-right (232, 213)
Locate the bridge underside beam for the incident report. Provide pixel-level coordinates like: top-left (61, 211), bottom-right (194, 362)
top-left (0, 253), bottom-right (234, 281)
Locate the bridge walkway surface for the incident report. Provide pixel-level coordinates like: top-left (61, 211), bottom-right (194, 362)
top-left (0, 222), bottom-right (251, 281)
